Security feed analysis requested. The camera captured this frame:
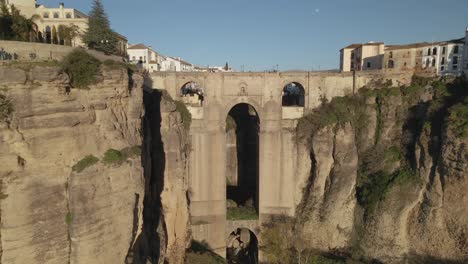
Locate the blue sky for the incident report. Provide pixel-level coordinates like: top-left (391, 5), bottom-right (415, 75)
top-left (40, 0), bottom-right (468, 71)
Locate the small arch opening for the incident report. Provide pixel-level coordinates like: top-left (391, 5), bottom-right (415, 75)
top-left (227, 228), bottom-right (258, 264)
top-left (180, 81), bottom-right (204, 106)
top-left (282, 82), bottom-right (305, 107)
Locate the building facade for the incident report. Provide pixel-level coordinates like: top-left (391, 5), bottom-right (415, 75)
top-left (340, 42), bottom-right (385, 72)
top-left (7, 0), bottom-right (127, 56)
top-left (464, 26), bottom-right (468, 76)
top-left (127, 44), bottom-right (158, 72)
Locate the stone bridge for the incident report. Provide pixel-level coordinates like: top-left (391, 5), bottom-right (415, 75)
top-left (149, 70), bottom-right (412, 257)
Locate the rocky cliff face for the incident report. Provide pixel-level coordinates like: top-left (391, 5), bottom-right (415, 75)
top-left (0, 65), bottom-right (190, 264)
top-left (292, 79), bottom-right (468, 263)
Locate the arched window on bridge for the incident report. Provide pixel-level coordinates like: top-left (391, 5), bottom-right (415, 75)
top-left (227, 228), bottom-right (258, 264)
top-left (282, 82), bottom-right (305, 107)
top-left (180, 81), bottom-right (204, 106)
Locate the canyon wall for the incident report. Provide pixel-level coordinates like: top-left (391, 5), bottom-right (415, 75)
top-left (0, 64), bottom-right (190, 264)
top-left (289, 79), bottom-right (468, 263)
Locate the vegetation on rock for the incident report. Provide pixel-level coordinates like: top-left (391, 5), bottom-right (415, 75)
top-left (102, 149), bottom-right (125, 165)
top-left (121, 145), bottom-right (141, 159)
top-left (260, 216), bottom-right (360, 264)
top-left (72, 155), bottom-right (99, 173)
top-left (0, 93), bottom-right (13, 122)
top-left (447, 98), bottom-right (468, 137)
top-left (61, 49), bottom-right (101, 88)
top-left (185, 240), bottom-right (224, 264)
top-left (226, 206), bottom-right (258, 221)
top-left (65, 212), bottom-right (73, 225)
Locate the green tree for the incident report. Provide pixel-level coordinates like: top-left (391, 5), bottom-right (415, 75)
top-left (82, 0), bottom-right (117, 54)
top-left (0, 2), bottom-right (38, 41)
top-left (0, 0), bottom-right (14, 40)
top-left (58, 24), bottom-right (79, 46)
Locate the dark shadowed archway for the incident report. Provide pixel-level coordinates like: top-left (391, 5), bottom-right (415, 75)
top-left (226, 228), bottom-right (258, 264)
top-left (226, 103), bottom-right (260, 215)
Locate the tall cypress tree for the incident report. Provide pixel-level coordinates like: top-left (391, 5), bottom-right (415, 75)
top-left (0, 0), bottom-right (14, 40)
top-left (82, 0), bottom-right (117, 54)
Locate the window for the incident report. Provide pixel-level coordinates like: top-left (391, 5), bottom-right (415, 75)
top-left (53, 12), bottom-right (59, 18)
top-left (454, 46), bottom-right (459, 54)
top-left (426, 58), bottom-right (430, 68)
top-left (139, 56), bottom-right (142, 60)
top-left (351, 53), bottom-right (355, 59)
top-left (427, 48), bottom-right (431, 56)
top-left (453, 65), bottom-right (458, 70)
top-left (388, 60), bottom-right (394, 68)
top-left (441, 66), bottom-right (445, 71)
top-left (441, 57), bottom-right (445, 65)
top-left (43, 12), bottom-right (49, 18)
top-left (65, 13), bottom-right (71, 18)
top-left (389, 51), bottom-right (393, 58)
top-left (351, 62), bottom-right (355, 69)
top-left (367, 62), bottom-right (371, 68)
top-left (453, 56), bottom-right (458, 65)
top-left (442, 47), bottom-right (446, 55)
top-left (432, 58), bottom-right (436, 67)
top-left (433, 47), bottom-right (437, 55)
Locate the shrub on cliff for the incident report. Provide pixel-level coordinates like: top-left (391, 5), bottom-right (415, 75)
top-left (185, 240), bottom-right (224, 264)
top-left (61, 49), bottom-right (101, 88)
top-left (102, 149), bottom-right (124, 165)
top-left (72, 155), bottom-right (99, 173)
top-left (0, 93), bottom-right (13, 122)
top-left (447, 98), bottom-right (468, 138)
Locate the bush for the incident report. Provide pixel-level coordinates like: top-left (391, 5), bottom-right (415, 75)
top-left (357, 167), bottom-right (418, 217)
top-left (61, 49), bottom-right (101, 88)
top-left (185, 240), bottom-right (224, 264)
top-left (447, 99), bottom-right (468, 138)
top-left (226, 206), bottom-right (258, 221)
top-left (72, 155), bottom-right (99, 173)
top-left (65, 212), bottom-right (73, 225)
top-left (121, 145), bottom-right (141, 159)
top-left (384, 146), bottom-right (402, 164)
top-left (102, 149), bottom-right (124, 165)
top-left (103, 59), bottom-right (130, 70)
top-left (0, 93), bottom-right (13, 122)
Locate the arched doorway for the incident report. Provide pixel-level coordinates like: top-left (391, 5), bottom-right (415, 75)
top-left (282, 82), bottom-right (305, 107)
top-left (226, 228), bottom-right (258, 264)
top-left (226, 103), bottom-right (259, 219)
top-left (45, 26), bottom-right (51, 44)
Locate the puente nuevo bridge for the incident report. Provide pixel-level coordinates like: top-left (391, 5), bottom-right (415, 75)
top-left (150, 70), bottom-right (412, 257)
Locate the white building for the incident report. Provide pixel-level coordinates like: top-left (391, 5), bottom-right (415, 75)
top-left (157, 55), bottom-right (195, 72)
top-left (127, 44), bottom-right (158, 72)
top-left (7, 0), bottom-right (128, 55)
top-left (422, 39), bottom-right (464, 76)
top-left (464, 26), bottom-right (468, 76)
top-left (340, 42), bottom-right (385, 72)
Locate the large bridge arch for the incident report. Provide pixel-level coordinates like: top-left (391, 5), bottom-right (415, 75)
top-left (148, 70), bottom-right (413, 258)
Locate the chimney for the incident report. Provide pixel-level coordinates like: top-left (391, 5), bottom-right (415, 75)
top-left (59, 3), bottom-right (64, 8)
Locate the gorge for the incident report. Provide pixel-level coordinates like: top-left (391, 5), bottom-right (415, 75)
top-left (0, 59), bottom-right (467, 264)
